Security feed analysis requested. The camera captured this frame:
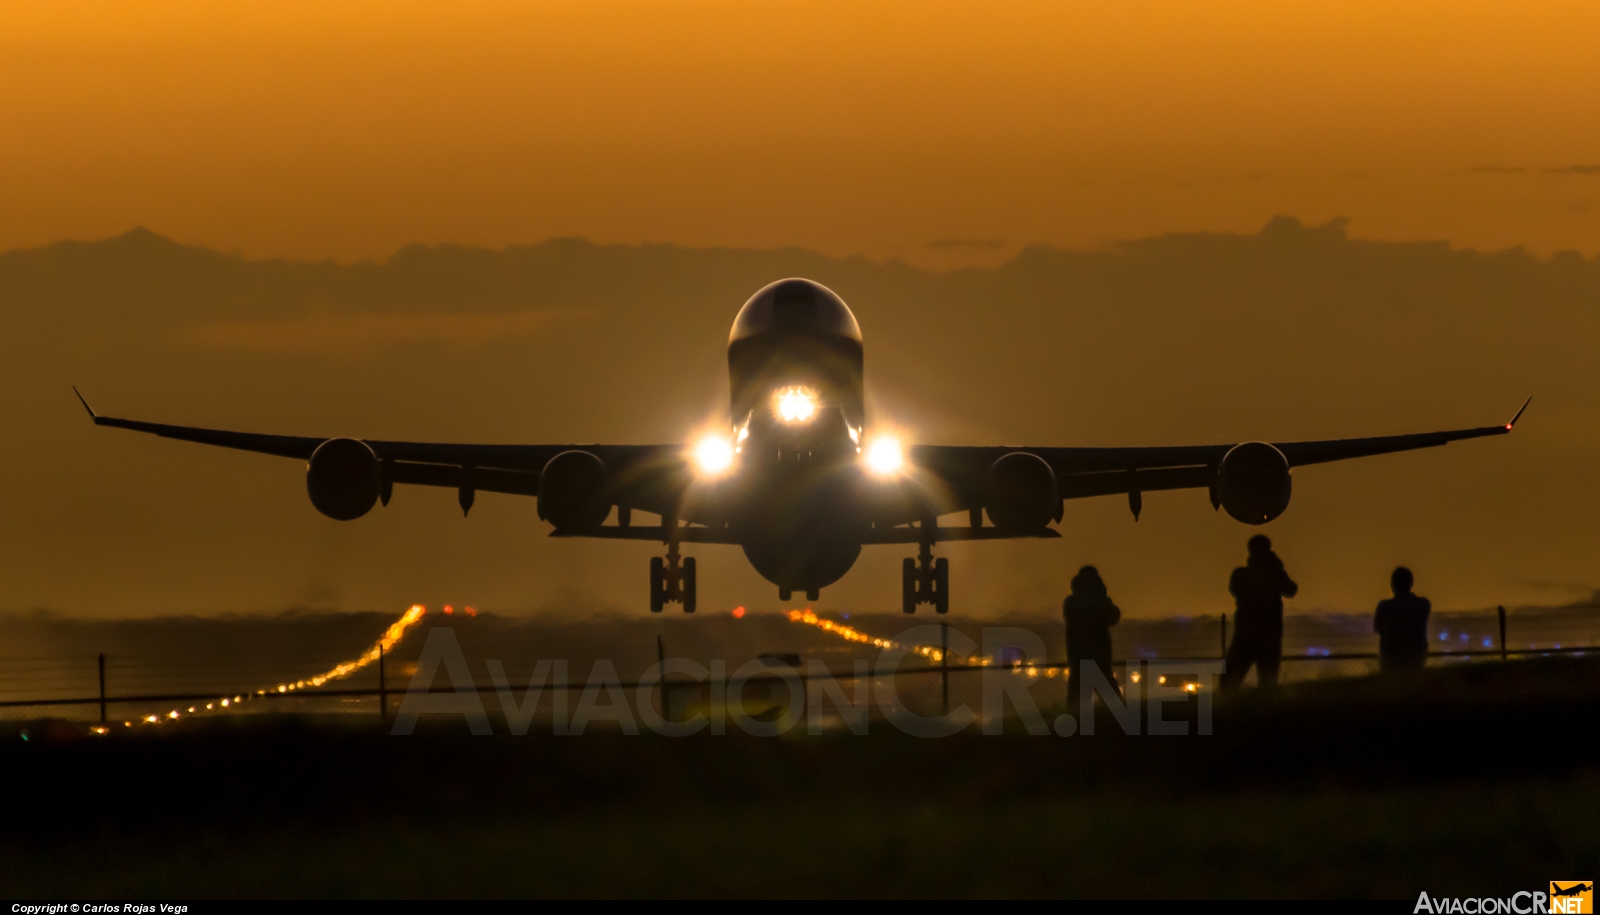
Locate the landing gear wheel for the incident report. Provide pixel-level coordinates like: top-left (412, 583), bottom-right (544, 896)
top-left (649, 556), bottom-right (666, 613)
top-left (902, 558), bottom-right (917, 614)
top-left (902, 542), bottom-right (950, 614)
top-left (682, 557), bottom-right (697, 613)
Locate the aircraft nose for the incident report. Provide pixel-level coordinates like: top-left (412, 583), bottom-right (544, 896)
top-left (772, 280), bottom-right (818, 328)
top-left (730, 278), bottom-right (862, 343)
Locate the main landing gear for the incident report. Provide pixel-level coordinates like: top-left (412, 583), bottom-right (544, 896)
top-left (902, 541), bottom-right (948, 614)
top-left (649, 540), bottom-right (697, 613)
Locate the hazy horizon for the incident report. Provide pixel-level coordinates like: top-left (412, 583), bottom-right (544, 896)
top-left (17, 216), bottom-right (1600, 270)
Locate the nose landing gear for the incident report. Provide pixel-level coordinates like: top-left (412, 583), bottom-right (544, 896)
top-left (777, 587), bottom-right (821, 602)
top-left (902, 540), bottom-right (948, 614)
top-left (649, 539), bottom-right (697, 613)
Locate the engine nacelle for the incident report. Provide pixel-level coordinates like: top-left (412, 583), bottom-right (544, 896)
top-left (306, 438), bottom-right (380, 521)
top-left (985, 452), bottom-right (1060, 533)
top-left (538, 450), bottom-right (610, 530)
top-left (1217, 441), bottom-right (1292, 525)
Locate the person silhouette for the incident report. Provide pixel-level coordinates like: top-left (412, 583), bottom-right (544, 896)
top-left (1063, 565), bottom-right (1122, 704)
top-left (1220, 535), bottom-right (1298, 689)
top-left (1373, 566), bottom-right (1431, 674)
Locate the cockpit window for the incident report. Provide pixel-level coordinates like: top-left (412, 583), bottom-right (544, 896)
top-left (730, 278), bottom-right (862, 344)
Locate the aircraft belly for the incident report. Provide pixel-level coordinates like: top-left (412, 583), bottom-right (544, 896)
top-left (740, 534), bottom-right (861, 592)
top-left (735, 463), bottom-right (863, 591)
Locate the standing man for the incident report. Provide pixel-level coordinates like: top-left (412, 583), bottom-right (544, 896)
top-left (1374, 566), bottom-right (1431, 674)
top-left (1220, 535), bottom-right (1298, 689)
top-left (1063, 565), bottom-right (1122, 704)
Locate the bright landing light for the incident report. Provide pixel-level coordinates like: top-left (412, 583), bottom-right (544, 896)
top-left (864, 435), bottom-right (904, 476)
top-left (774, 386), bottom-right (819, 423)
top-left (694, 434), bottom-right (735, 476)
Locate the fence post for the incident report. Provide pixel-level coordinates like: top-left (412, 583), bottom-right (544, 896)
top-left (656, 635), bottom-right (667, 720)
top-left (1498, 605), bottom-right (1507, 662)
top-left (1220, 614), bottom-right (1228, 659)
top-left (940, 621), bottom-right (950, 716)
top-left (378, 643), bottom-right (387, 721)
top-left (97, 653), bottom-right (106, 724)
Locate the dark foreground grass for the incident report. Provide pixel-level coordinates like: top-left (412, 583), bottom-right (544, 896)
top-left (10, 775), bottom-right (1599, 898)
top-left (12, 771), bottom-right (1600, 895)
top-left (4, 656), bottom-right (1598, 898)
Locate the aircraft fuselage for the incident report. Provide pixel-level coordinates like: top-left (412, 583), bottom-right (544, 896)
top-left (715, 279), bottom-right (874, 592)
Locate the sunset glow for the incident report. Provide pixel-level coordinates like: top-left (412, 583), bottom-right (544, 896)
top-left (6, 2), bottom-right (1600, 262)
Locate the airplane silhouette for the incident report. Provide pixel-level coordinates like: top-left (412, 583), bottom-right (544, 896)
top-left (1552, 884), bottom-right (1593, 897)
top-left (77, 278), bottom-right (1528, 614)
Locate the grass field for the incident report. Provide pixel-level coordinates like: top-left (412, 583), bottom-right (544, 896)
top-left (5, 656), bottom-right (1598, 898)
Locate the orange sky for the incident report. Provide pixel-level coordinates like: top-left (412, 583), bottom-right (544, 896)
top-left (4, 1), bottom-right (1600, 264)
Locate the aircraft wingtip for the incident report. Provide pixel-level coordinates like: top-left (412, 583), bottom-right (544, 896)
top-left (72, 386), bottom-right (100, 421)
top-left (1507, 395), bottom-right (1532, 429)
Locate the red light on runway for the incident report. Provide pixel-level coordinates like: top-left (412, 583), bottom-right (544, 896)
top-left (732, 606), bottom-right (746, 619)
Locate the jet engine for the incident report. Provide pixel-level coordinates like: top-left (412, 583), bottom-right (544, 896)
top-left (1216, 441), bottom-right (1292, 525)
top-left (306, 438), bottom-right (381, 521)
top-left (985, 452), bottom-right (1060, 533)
top-left (538, 450), bottom-right (610, 530)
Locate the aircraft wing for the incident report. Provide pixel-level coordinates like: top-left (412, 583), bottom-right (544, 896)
top-left (74, 391), bottom-right (689, 516)
top-left (78, 388), bottom-right (1526, 532)
top-left (909, 399), bottom-right (1528, 515)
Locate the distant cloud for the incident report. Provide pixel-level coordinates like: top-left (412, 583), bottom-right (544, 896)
top-left (1517, 579), bottom-right (1597, 593)
top-left (175, 309), bottom-right (587, 355)
top-left (1464, 164), bottom-right (1600, 176)
top-left (926, 238), bottom-right (1006, 250)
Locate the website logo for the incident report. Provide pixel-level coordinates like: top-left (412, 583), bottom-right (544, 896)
top-left (1415, 886), bottom-right (1593, 914)
top-left (1550, 883), bottom-right (1593, 915)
